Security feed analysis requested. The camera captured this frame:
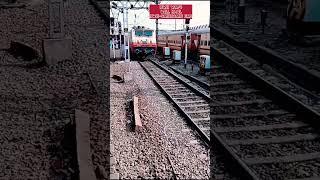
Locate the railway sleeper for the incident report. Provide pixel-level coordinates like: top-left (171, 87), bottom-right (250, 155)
top-left (226, 133), bottom-right (319, 146)
top-left (211, 99), bottom-right (271, 107)
top-left (166, 89), bottom-right (192, 94)
top-left (182, 104), bottom-right (210, 112)
top-left (177, 100), bottom-right (207, 105)
top-left (170, 93), bottom-right (197, 98)
top-left (192, 117), bottom-right (210, 122)
top-left (212, 113), bottom-right (298, 128)
top-left (154, 77), bottom-right (176, 81)
top-left (212, 110), bottom-right (290, 120)
top-left (157, 81), bottom-right (180, 85)
top-left (244, 152), bottom-right (320, 165)
top-left (213, 122), bottom-right (309, 133)
top-left (211, 84), bottom-right (253, 93)
top-left (188, 112), bottom-right (210, 119)
top-left (211, 102), bottom-right (277, 114)
top-left (186, 109), bottom-right (210, 114)
top-left (211, 89), bottom-right (260, 96)
top-left (180, 103), bottom-right (209, 108)
top-left (211, 93), bottom-right (266, 103)
top-left (173, 96), bottom-right (204, 101)
top-left (211, 77), bottom-right (243, 84)
top-left (212, 80), bottom-right (246, 86)
top-left (164, 86), bottom-right (188, 91)
top-left (161, 84), bottom-right (185, 88)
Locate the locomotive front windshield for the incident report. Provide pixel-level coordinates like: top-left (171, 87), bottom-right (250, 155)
top-left (135, 30), bottom-right (153, 37)
top-left (144, 30), bottom-right (153, 36)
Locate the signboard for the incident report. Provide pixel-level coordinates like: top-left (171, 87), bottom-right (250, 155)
top-left (149, 4), bottom-right (192, 19)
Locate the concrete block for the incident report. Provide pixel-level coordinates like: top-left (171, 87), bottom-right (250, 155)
top-left (42, 37), bottom-right (72, 66)
top-left (110, 157), bottom-right (116, 165)
top-left (110, 173), bottom-right (120, 180)
top-left (133, 96), bottom-right (142, 132)
top-left (75, 109), bottom-right (96, 180)
top-left (124, 72), bottom-right (133, 82)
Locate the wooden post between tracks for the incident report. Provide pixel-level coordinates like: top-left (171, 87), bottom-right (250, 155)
top-left (75, 109), bottom-right (96, 180)
top-left (133, 96), bottom-right (142, 131)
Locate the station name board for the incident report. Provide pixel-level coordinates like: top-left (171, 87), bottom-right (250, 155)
top-left (149, 4), bottom-right (192, 19)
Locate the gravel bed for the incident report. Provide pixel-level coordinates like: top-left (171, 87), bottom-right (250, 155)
top-left (252, 159), bottom-right (320, 180)
top-left (0, 110), bottom-right (77, 179)
top-left (220, 127), bottom-right (316, 141)
top-left (60, 1), bottom-right (110, 179)
top-left (110, 61), bottom-right (209, 179)
top-left (232, 140), bottom-right (320, 159)
top-left (0, 1), bottom-right (49, 50)
top-left (0, 68), bottom-right (92, 100)
top-left (212, 114), bottom-right (297, 128)
top-left (0, 0), bottom-right (109, 179)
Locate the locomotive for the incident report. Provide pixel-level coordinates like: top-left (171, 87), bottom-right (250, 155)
top-left (129, 26), bottom-right (157, 59)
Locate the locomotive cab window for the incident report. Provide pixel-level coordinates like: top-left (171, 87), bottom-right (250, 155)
top-left (144, 30), bottom-right (153, 36)
top-left (135, 31), bottom-right (143, 36)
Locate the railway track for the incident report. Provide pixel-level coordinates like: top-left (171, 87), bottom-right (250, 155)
top-left (139, 59), bottom-right (210, 145)
top-left (211, 39), bottom-right (320, 179)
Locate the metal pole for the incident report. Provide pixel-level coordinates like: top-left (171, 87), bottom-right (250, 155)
top-left (119, 22), bottom-right (122, 58)
top-left (184, 21), bottom-right (189, 69)
top-left (184, 31), bottom-right (187, 68)
top-left (122, 8), bottom-right (126, 60)
top-left (155, 0), bottom-right (158, 57)
top-left (113, 38), bottom-right (116, 59)
top-left (126, 7), bottom-right (130, 62)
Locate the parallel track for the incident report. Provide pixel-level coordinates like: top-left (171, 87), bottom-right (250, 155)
top-left (139, 59), bottom-right (210, 145)
top-left (167, 64), bottom-right (209, 90)
top-left (211, 39), bottom-right (320, 180)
